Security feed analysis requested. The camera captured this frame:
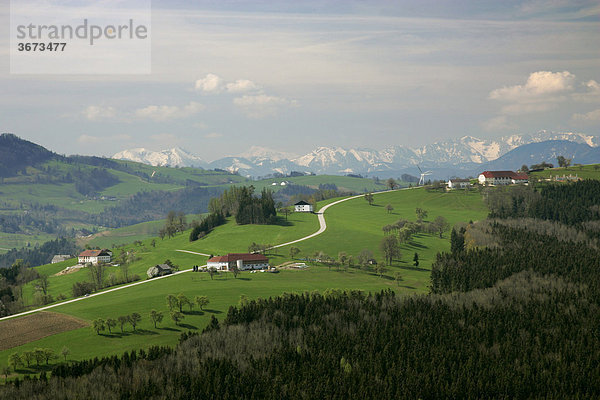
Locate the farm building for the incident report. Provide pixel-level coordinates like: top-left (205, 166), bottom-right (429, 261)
top-left (51, 254), bottom-right (72, 264)
top-left (478, 171), bottom-right (528, 186)
top-left (447, 179), bottom-right (471, 189)
top-left (147, 264), bottom-right (173, 278)
top-left (294, 200), bottom-right (314, 212)
top-left (207, 253), bottom-right (269, 271)
top-left (78, 249), bottom-right (112, 265)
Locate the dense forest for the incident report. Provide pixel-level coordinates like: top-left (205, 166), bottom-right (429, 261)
top-left (208, 186), bottom-right (277, 225)
top-left (0, 237), bottom-right (78, 269)
top-left (2, 181), bottom-right (599, 398)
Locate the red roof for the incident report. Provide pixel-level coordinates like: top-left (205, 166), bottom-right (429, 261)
top-left (480, 171), bottom-right (528, 180)
top-left (208, 253), bottom-right (268, 263)
top-left (78, 249), bottom-right (110, 257)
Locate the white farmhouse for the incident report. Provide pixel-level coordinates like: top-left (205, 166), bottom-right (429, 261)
top-left (294, 200), bottom-right (314, 213)
top-left (478, 171), bottom-right (529, 186)
top-left (447, 179), bottom-right (471, 189)
top-left (206, 253), bottom-right (270, 271)
top-left (78, 249), bottom-right (112, 265)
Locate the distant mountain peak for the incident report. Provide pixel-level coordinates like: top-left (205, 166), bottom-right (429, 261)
top-left (112, 147), bottom-right (207, 168)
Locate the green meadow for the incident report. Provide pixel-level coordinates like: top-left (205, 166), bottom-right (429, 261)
top-left (530, 163), bottom-right (600, 180)
top-left (1, 187), bottom-right (488, 375)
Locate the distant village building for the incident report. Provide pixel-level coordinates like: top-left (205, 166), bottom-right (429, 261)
top-left (147, 264), bottom-right (173, 279)
top-left (78, 249), bottom-right (112, 265)
top-left (478, 171), bottom-right (529, 186)
top-left (207, 253), bottom-right (269, 271)
top-left (51, 254), bottom-right (71, 264)
top-left (294, 200), bottom-right (314, 213)
top-left (447, 179), bottom-right (471, 189)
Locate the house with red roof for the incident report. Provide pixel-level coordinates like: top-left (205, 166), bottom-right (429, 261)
top-left (478, 171), bottom-right (528, 186)
top-left (78, 249), bottom-right (112, 265)
top-left (207, 253), bottom-right (269, 271)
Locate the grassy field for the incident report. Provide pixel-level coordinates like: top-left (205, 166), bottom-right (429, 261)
top-left (1, 187), bottom-right (488, 377)
top-left (530, 163), bottom-right (600, 180)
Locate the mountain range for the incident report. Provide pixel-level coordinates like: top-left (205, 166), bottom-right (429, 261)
top-left (113, 132), bottom-right (600, 179)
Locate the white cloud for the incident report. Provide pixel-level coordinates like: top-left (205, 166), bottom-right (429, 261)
top-left (135, 102), bottom-right (205, 121)
top-left (194, 73), bottom-right (224, 93)
top-left (82, 105), bottom-right (117, 121)
top-left (233, 94), bottom-right (297, 118)
top-left (572, 80), bottom-right (600, 103)
top-left (78, 134), bottom-right (131, 144)
top-left (77, 134), bottom-right (102, 144)
top-left (195, 74), bottom-right (260, 94)
top-left (225, 79), bottom-right (260, 93)
top-left (572, 108), bottom-right (600, 123)
top-left (482, 115), bottom-right (517, 132)
top-left (204, 132), bottom-right (223, 139)
top-left (151, 133), bottom-right (179, 142)
top-left (490, 71), bottom-right (575, 102)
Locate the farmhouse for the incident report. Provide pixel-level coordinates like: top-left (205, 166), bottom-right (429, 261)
top-left (147, 264), bottom-right (172, 279)
top-left (207, 253), bottom-right (269, 271)
top-left (478, 171), bottom-right (528, 186)
top-left (447, 179), bottom-right (471, 189)
top-left (78, 249), bottom-right (112, 265)
top-left (294, 200), bottom-right (314, 213)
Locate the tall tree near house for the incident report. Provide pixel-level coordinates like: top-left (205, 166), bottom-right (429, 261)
top-left (279, 206), bottom-right (291, 220)
top-left (37, 274), bottom-right (49, 295)
top-left (557, 155), bottom-right (571, 168)
top-left (117, 315), bottom-right (128, 333)
top-left (364, 192), bottom-right (374, 205)
top-left (207, 267), bottom-right (217, 280)
top-left (88, 262), bottom-right (105, 290)
top-left (231, 264), bottom-right (240, 279)
top-left (380, 235), bottom-right (400, 266)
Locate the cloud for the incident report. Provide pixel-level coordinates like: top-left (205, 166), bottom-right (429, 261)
top-left (490, 71), bottom-right (575, 102)
top-left (195, 74), bottom-right (260, 94)
top-left (482, 115), bottom-right (517, 132)
top-left (572, 80), bottom-right (600, 103)
top-left (151, 133), bottom-right (179, 142)
top-left (135, 101), bottom-right (205, 121)
top-left (193, 122), bottom-right (208, 129)
top-left (204, 132), bottom-right (223, 139)
top-left (233, 94), bottom-right (297, 118)
top-left (77, 134), bottom-right (102, 144)
top-left (78, 134), bottom-right (131, 144)
top-left (572, 108), bottom-right (600, 123)
top-left (194, 73), bottom-right (224, 93)
top-left (82, 105), bottom-right (117, 121)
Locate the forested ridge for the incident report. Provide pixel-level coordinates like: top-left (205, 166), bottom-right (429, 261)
top-left (2, 181), bottom-right (599, 398)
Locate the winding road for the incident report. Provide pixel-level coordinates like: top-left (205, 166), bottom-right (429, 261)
top-left (0, 189), bottom-right (401, 322)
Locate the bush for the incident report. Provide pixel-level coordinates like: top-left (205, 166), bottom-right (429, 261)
top-left (72, 281), bottom-right (95, 297)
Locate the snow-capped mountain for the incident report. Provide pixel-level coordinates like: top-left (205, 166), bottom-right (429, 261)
top-left (112, 147), bottom-right (207, 168)
top-left (112, 132), bottom-right (599, 178)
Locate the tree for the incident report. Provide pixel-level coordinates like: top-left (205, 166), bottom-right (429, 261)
top-left (357, 249), bottom-right (374, 269)
top-left (338, 252), bottom-right (348, 269)
top-left (289, 246), bottom-right (300, 259)
top-left (92, 318), bottom-right (105, 335)
top-left (22, 351), bottom-right (34, 367)
top-left (37, 274), bottom-right (49, 296)
top-left (106, 318), bottom-right (117, 334)
top-left (150, 239), bottom-right (156, 248)
top-left (8, 352), bottom-right (22, 371)
top-left (60, 346), bottom-right (70, 362)
top-left (170, 311), bottom-right (184, 326)
top-left (2, 366), bottom-right (8, 384)
top-left (33, 348), bottom-right (45, 366)
top-left (176, 293), bottom-right (190, 312)
top-left (231, 264), bottom-right (240, 279)
top-left (120, 262), bottom-right (129, 283)
top-left (195, 295), bottom-right (209, 311)
top-left (364, 192), bottom-right (374, 206)
top-left (279, 206), bottom-right (291, 221)
top-left (166, 294), bottom-right (178, 311)
top-left (42, 348), bottom-right (55, 364)
top-left (117, 315), bottom-right (128, 333)
top-left (520, 164), bottom-right (529, 173)
top-left (433, 216), bottom-right (450, 238)
top-left (557, 155), bottom-right (571, 168)
top-left (380, 235), bottom-right (400, 266)
top-left (415, 207), bottom-right (428, 222)
top-left (451, 227), bottom-right (465, 253)
top-left (394, 272), bottom-right (402, 286)
top-left (386, 178), bottom-right (398, 190)
top-left (374, 264), bottom-right (387, 278)
top-left (239, 294), bottom-right (249, 307)
top-left (385, 204), bottom-right (394, 214)
top-left (413, 252), bottom-right (419, 267)
top-left (150, 309), bottom-right (163, 328)
top-left (128, 313), bottom-right (141, 331)
top-left (207, 267), bottom-right (217, 280)
top-left (88, 262), bottom-right (105, 290)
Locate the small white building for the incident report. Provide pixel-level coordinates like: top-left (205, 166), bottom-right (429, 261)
top-left (447, 179), bottom-right (471, 189)
top-left (294, 200), bottom-right (314, 213)
top-left (206, 253), bottom-right (270, 271)
top-left (78, 249), bottom-right (112, 265)
top-left (51, 254), bottom-right (72, 264)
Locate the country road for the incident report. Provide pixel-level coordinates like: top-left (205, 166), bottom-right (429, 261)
top-left (0, 188), bottom-right (402, 321)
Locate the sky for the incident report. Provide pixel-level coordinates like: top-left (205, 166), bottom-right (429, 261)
top-left (0, 0), bottom-right (599, 161)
